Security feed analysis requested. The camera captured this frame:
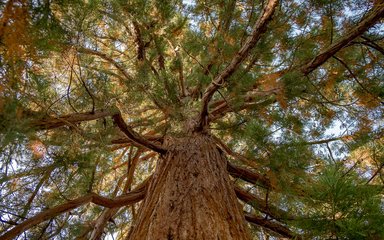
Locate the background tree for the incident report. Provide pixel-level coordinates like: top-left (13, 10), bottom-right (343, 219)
top-left (0, 0), bottom-right (384, 239)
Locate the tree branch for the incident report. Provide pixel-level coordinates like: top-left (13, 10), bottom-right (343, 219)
top-left (132, 20), bottom-right (145, 61)
top-left (0, 185), bottom-right (147, 240)
top-left (235, 186), bottom-right (294, 221)
top-left (300, 4), bottom-right (384, 75)
top-left (31, 109), bottom-right (119, 130)
top-left (197, 0), bottom-right (279, 130)
top-left (89, 149), bottom-right (144, 240)
top-left (112, 113), bottom-right (167, 154)
top-left (77, 47), bottom-right (134, 81)
top-left (210, 4), bottom-right (384, 124)
top-left (244, 213), bottom-right (300, 239)
top-left (209, 92), bottom-right (277, 122)
top-left (227, 161), bottom-right (272, 190)
top-left (332, 55), bottom-right (384, 104)
top-left (358, 35), bottom-right (384, 56)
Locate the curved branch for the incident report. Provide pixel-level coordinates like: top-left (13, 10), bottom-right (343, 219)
top-left (0, 185), bottom-right (147, 240)
top-left (209, 92), bottom-right (277, 122)
top-left (198, 0), bottom-right (279, 130)
top-left (112, 113), bottom-right (167, 154)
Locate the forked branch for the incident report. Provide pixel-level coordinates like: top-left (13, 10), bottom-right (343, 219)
top-left (197, 0), bottom-right (279, 130)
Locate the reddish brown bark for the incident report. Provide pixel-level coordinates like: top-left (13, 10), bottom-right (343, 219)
top-left (127, 133), bottom-right (250, 240)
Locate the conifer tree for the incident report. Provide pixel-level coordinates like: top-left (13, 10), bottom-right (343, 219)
top-left (0, 0), bottom-right (383, 239)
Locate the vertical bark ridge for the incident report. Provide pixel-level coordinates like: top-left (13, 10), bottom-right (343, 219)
top-left (127, 134), bottom-right (250, 240)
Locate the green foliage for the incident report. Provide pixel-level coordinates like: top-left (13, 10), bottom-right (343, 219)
top-left (0, 0), bottom-right (383, 239)
top-left (298, 163), bottom-right (384, 239)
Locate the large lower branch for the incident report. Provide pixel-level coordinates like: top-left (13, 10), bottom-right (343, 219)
top-left (228, 161), bottom-right (307, 197)
top-left (0, 185), bottom-right (147, 240)
top-left (197, 0), bottom-right (279, 131)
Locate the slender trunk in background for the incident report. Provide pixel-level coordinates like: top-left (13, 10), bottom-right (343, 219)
top-left (128, 133), bottom-right (250, 240)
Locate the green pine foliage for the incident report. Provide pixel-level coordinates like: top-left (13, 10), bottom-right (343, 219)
top-left (0, 0), bottom-right (383, 239)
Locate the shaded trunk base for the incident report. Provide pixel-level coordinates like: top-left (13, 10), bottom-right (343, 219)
top-left (127, 133), bottom-right (250, 240)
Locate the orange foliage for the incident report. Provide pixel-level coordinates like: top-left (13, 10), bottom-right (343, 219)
top-left (258, 72), bottom-right (281, 91)
top-left (258, 72), bottom-right (287, 109)
top-left (324, 71), bottom-right (338, 95)
top-left (28, 140), bottom-right (47, 159)
top-left (354, 91), bottom-right (380, 109)
top-left (0, 0), bottom-right (35, 63)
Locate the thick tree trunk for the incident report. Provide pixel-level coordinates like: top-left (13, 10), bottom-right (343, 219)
top-left (127, 133), bottom-right (250, 240)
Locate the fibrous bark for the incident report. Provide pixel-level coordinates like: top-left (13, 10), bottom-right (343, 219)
top-left (127, 133), bottom-right (250, 240)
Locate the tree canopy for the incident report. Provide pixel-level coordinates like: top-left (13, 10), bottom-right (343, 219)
top-left (0, 0), bottom-right (384, 239)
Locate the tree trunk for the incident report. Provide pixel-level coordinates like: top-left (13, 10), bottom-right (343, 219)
top-left (127, 133), bottom-right (250, 240)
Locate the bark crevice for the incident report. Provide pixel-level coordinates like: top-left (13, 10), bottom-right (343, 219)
top-left (127, 133), bottom-right (250, 240)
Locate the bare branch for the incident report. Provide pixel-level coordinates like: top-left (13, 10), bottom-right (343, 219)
top-left (209, 90), bottom-right (278, 122)
top-left (333, 55), bottom-right (384, 104)
top-left (367, 163), bottom-right (384, 184)
top-left (21, 169), bottom-right (53, 218)
top-left (89, 149), bottom-right (144, 240)
top-left (305, 136), bottom-right (350, 145)
top-left (198, 0), bottom-right (279, 130)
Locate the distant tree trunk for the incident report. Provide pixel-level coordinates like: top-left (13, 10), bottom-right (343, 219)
top-left (127, 133), bottom-right (250, 240)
